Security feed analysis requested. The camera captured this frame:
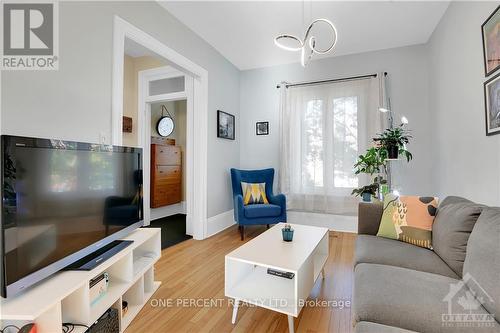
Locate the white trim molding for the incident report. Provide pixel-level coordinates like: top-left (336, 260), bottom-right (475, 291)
top-left (207, 210), bottom-right (236, 238)
top-left (150, 201), bottom-right (186, 221)
top-left (112, 16), bottom-right (208, 240)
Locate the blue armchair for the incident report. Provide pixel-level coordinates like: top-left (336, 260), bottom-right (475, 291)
top-left (230, 168), bottom-right (287, 240)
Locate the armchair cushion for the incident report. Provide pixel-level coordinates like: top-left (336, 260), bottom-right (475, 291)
top-left (244, 204), bottom-right (281, 218)
top-left (241, 182), bottom-right (269, 205)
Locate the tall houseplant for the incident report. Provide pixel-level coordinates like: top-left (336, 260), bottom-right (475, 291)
top-left (352, 147), bottom-right (387, 202)
top-left (352, 123), bottom-right (413, 201)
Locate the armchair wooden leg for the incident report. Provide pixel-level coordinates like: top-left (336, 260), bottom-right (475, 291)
top-left (240, 225), bottom-right (244, 240)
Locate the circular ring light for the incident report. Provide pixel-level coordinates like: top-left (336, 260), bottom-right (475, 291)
top-left (275, 18), bottom-right (338, 66)
top-left (274, 34), bottom-right (303, 52)
top-left (306, 18), bottom-right (338, 55)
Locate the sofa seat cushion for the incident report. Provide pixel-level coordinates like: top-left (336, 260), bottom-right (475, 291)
top-left (433, 196), bottom-right (484, 277)
top-left (355, 235), bottom-right (458, 278)
top-left (244, 204), bottom-right (281, 218)
top-left (354, 263), bottom-right (500, 333)
top-left (355, 322), bottom-right (418, 333)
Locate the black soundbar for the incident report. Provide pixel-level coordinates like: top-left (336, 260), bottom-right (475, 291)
top-left (63, 240), bottom-right (133, 271)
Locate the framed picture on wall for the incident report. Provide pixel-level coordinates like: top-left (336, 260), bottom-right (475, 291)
top-left (217, 110), bottom-right (235, 140)
top-left (256, 122), bottom-right (269, 135)
top-left (484, 71), bottom-right (500, 136)
top-left (482, 5), bottom-right (500, 76)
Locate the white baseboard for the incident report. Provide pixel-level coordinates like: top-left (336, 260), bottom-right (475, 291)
top-left (207, 209), bottom-right (236, 237)
top-left (287, 211), bottom-right (357, 233)
top-left (150, 201), bottom-right (186, 221)
top-left (205, 210), bottom-right (357, 238)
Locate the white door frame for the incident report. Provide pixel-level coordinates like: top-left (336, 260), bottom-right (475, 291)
top-left (138, 66), bottom-right (194, 235)
top-left (112, 16), bottom-right (208, 240)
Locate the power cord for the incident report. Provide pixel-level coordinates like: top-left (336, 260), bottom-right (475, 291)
top-left (0, 325), bottom-right (20, 333)
top-left (62, 323), bottom-right (90, 333)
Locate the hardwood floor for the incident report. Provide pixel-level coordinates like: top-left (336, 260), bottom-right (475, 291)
top-left (126, 225), bottom-right (356, 333)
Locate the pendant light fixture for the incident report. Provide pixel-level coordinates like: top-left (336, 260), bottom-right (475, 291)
top-left (274, 1), bottom-right (338, 67)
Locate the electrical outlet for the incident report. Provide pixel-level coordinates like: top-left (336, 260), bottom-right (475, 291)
top-left (99, 132), bottom-right (106, 144)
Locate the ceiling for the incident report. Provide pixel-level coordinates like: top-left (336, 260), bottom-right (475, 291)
top-left (159, 1), bottom-right (450, 70)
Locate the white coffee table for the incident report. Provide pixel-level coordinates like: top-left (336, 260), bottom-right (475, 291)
top-left (225, 223), bottom-right (329, 333)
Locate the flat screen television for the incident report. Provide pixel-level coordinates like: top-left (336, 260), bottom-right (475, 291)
top-left (1, 135), bottom-right (143, 298)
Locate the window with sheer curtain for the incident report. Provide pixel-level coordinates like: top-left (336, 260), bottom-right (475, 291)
top-left (279, 77), bottom-right (382, 215)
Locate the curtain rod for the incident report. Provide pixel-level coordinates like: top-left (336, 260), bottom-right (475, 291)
top-left (276, 72), bottom-right (388, 89)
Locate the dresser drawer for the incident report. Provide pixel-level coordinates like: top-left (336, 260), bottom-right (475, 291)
top-left (154, 165), bottom-right (181, 185)
top-left (152, 145), bottom-right (181, 165)
top-left (151, 185), bottom-right (181, 208)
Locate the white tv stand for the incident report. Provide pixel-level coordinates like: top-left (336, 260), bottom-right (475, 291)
top-left (0, 228), bottom-right (161, 333)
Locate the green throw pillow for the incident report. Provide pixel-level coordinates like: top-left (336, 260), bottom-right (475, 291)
top-left (377, 194), bottom-right (438, 249)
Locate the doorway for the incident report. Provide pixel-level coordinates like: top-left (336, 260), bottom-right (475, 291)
top-left (121, 37), bottom-right (194, 246)
top-left (137, 64), bottom-right (194, 238)
top-left (149, 99), bottom-right (191, 248)
top-left (112, 16), bottom-right (208, 240)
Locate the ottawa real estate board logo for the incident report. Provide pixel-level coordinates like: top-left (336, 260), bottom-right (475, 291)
top-left (1, 2), bottom-right (59, 70)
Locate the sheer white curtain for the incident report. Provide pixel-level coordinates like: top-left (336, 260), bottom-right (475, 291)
top-left (279, 76), bottom-right (383, 215)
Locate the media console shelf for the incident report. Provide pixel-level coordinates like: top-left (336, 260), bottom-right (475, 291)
top-left (0, 228), bottom-right (161, 333)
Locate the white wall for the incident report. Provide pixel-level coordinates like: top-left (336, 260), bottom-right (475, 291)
top-left (1, 1), bottom-right (240, 218)
top-left (240, 44), bottom-right (433, 196)
top-left (428, 1), bottom-right (500, 206)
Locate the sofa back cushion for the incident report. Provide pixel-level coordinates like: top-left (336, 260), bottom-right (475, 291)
top-left (432, 196), bottom-right (484, 277)
top-left (463, 207), bottom-right (500, 321)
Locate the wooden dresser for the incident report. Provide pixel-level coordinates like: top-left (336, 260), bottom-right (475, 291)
top-left (150, 144), bottom-right (182, 208)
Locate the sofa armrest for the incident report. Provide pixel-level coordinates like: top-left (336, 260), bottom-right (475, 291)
top-left (358, 202), bottom-right (383, 235)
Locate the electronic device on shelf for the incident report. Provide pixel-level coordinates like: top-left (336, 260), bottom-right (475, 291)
top-left (1, 135), bottom-right (144, 298)
top-left (89, 272), bottom-right (109, 306)
top-left (267, 268), bottom-right (295, 279)
top-left (63, 240), bottom-right (134, 271)
top-left (87, 308), bottom-right (119, 333)
top-left (122, 301), bottom-right (128, 316)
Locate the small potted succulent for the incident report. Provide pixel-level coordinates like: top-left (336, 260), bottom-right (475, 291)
top-left (351, 184), bottom-right (379, 202)
top-left (282, 224), bottom-right (294, 242)
top-left (374, 125), bottom-right (413, 161)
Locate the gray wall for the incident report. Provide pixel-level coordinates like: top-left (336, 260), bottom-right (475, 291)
top-left (1, 1), bottom-right (241, 218)
top-left (240, 44), bottom-right (433, 196)
top-left (428, 1), bottom-right (500, 206)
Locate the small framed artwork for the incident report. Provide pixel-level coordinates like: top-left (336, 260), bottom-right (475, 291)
top-left (484, 71), bottom-right (500, 136)
top-left (482, 5), bottom-right (500, 76)
top-left (122, 116), bottom-right (133, 133)
top-left (256, 121), bottom-right (269, 135)
top-left (217, 110), bottom-right (235, 140)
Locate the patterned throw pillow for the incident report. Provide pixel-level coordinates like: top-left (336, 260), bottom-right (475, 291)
top-left (377, 194), bottom-right (438, 249)
top-left (241, 182), bottom-right (269, 205)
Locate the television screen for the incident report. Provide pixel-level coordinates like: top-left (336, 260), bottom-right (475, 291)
top-left (1, 135), bottom-right (143, 297)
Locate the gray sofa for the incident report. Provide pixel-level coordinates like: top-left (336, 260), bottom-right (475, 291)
top-left (353, 196), bottom-right (500, 333)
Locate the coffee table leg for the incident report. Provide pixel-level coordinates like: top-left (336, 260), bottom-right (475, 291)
top-left (321, 268), bottom-right (325, 279)
top-left (288, 315), bottom-right (294, 333)
top-left (231, 298), bottom-right (240, 324)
